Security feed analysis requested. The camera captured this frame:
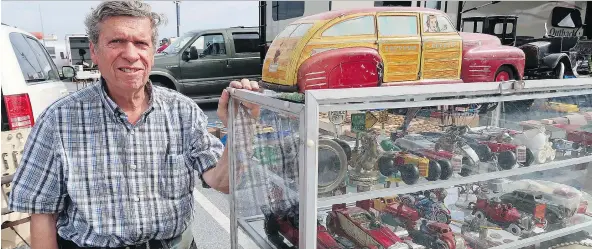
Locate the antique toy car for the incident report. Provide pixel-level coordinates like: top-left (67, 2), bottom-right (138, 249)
top-left (399, 191), bottom-right (452, 224)
top-left (499, 190), bottom-right (570, 227)
top-left (356, 197), bottom-right (421, 229)
top-left (408, 221), bottom-right (469, 249)
top-left (472, 196), bottom-right (536, 236)
top-left (393, 133), bottom-right (460, 178)
top-left (326, 204), bottom-right (410, 249)
top-left (261, 7), bottom-right (525, 94)
top-left (262, 203), bottom-right (345, 249)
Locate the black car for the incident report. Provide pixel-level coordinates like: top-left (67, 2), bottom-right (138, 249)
top-left (499, 190), bottom-right (571, 225)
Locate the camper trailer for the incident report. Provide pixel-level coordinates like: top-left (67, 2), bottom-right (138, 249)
top-left (64, 34), bottom-right (100, 83)
top-left (260, 1), bottom-right (590, 45)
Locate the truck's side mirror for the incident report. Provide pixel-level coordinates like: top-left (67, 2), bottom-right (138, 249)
top-left (189, 46), bottom-right (199, 60)
top-left (61, 66), bottom-right (76, 79)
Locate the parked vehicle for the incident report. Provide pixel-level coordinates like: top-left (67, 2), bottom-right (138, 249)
top-left (149, 26), bottom-right (262, 103)
top-left (260, 7), bottom-right (525, 95)
top-left (461, 15), bottom-right (592, 79)
top-left (1, 23), bottom-right (74, 247)
top-left (1, 23), bottom-right (73, 132)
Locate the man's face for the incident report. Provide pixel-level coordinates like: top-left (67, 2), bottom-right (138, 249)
top-left (90, 16), bottom-right (154, 91)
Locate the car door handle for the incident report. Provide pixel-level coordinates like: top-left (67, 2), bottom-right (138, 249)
top-left (226, 60), bottom-right (232, 69)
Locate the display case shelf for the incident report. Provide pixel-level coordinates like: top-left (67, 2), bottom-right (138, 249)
top-left (229, 78), bottom-right (592, 249)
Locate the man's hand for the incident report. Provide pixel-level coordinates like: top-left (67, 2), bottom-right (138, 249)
top-left (217, 79), bottom-right (261, 128)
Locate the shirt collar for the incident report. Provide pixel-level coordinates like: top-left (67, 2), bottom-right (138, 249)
top-left (98, 77), bottom-right (156, 119)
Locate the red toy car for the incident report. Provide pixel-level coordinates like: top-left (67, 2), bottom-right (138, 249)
top-left (326, 204), bottom-right (410, 249)
top-left (262, 204), bottom-right (345, 249)
top-left (472, 197), bottom-right (535, 236)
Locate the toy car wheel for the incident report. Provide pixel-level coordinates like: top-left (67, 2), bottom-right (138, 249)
top-left (524, 148), bottom-right (535, 166)
top-left (378, 155), bottom-right (395, 177)
top-left (474, 210), bottom-right (486, 220)
top-left (326, 214), bottom-right (337, 235)
top-left (435, 210), bottom-right (451, 224)
top-left (472, 143), bottom-right (493, 162)
top-left (434, 239), bottom-right (450, 249)
top-left (548, 148), bottom-right (557, 161)
top-left (426, 160), bottom-right (442, 181)
top-left (400, 164), bottom-right (420, 185)
top-left (437, 159), bottom-right (453, 180)
top-left (497, 151), bottom-right (517, 170)
top-left (536, 150), bottom-right (547, 164)
top-left (507, 223), bottom-right (523, 236)
top-left (495, 66), bottom-right (514, 82)
top-left (332, 138), bottom-right (352, 161)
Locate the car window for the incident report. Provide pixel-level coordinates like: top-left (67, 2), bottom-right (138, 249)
top-left (162, 33), bottom-right (194, 54)
top-left (423, 14), bottom-right (456, 33)
top-left (9, 32), bottom-right (60, 83)
top-left (232, 32), bottom-right (259, 53)
top-left (190, 34), bottom-right (226, 56)
top-left (322, 15), bottom-right (375, 37)
top-left (425, 1), bottom-right (442, 10)
top-left (276, 24), bottom-right (298, 39)
top-left (46, 46), bottom-right (56, 58)
top-left (378, 15), bottom-right (418, 36)
top-left (290, 23), bottom-right (314, 37)
top-left (493, 22), bottom-right (514, 35)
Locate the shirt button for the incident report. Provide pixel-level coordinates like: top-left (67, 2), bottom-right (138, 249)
top-left (130, 164), bottom-right (137, 170)
top-left (135, 196), bottom-right (140, 202)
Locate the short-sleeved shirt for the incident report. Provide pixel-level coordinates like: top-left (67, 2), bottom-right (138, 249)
top-left (8, 79), bottom-right (224, 247)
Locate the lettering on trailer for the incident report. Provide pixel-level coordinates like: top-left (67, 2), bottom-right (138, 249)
top-left (549, 28), bottom-right (583, 37)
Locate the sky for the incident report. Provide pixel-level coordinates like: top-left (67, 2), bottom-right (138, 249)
top-left (1, 0), bottom-right (259, 41)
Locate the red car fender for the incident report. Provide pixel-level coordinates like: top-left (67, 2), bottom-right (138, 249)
top-left (461, 45), bottom-right (525, 83)
top-left (297, 47), bottom-right (382, 92)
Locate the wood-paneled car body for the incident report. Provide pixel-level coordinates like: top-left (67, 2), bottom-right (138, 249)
top-left (260, 7), bottom-right (525, 93)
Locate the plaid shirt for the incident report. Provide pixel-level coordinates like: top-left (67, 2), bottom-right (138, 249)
top-left (8, 79), bottom-right (224, 247)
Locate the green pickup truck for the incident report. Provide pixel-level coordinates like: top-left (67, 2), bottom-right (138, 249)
top-left (150, 26), bottom-right (261, 103)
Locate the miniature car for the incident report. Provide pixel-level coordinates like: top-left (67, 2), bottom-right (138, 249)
top-left (408, 221), bottom-right (469, 249)
top-left (472, 196), bottom-right (535, 236)
top-left (499, 190), bottom-right (570, 226)
top-left (399, 192), bottom-right (452, 224)
top-left (262, 204), bottom-right (345, 249)
top-left (326, 204), bottom-right (410, 249)
top-left (261, 7), bottom-right (525, 94)
top-left (356, 198), bottom-right (421, 229)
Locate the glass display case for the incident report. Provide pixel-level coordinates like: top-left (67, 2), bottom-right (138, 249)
top-left (228, 78), bottom-right (592, 249)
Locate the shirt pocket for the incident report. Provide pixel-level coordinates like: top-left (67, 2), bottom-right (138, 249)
top-left (159, 154), bottom-right (194, 199)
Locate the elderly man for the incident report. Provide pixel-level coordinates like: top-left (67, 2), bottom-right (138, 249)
top-left (7, 1), bottom-right (259, 249)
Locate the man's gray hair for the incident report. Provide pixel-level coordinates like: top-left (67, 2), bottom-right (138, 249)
top-left (84, 0), bottom-right (167, 47)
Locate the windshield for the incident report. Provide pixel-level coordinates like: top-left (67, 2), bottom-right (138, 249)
top-left (161, 33), bottom-right (194, 54)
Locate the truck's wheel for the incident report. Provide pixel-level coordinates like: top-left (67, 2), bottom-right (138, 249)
top-left (152, 81), bottom-right (166, 88)
top-left (495, 66), bottom-right (514, 82)
top-left (497, 151), bottom-right (517, 170)
top-left (438, 160), bottom-right (453, 180)
top-left (426, 160), bottom-right (442, 181)
top-left (400, 164), bottom-right (420, 185)
top-left (507, 223), bottom-right (522, 236)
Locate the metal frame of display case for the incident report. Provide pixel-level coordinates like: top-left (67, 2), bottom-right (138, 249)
top-left (228, 77), bottom-right (592, 249)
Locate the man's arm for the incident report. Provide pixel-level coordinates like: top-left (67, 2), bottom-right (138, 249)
top-left (31, 214), bottom-right (58, 249)
top-left (202, 147), bottom-right (230, 193)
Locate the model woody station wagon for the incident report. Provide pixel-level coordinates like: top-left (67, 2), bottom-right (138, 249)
top-left (260, 7), bottom-right (526, 93)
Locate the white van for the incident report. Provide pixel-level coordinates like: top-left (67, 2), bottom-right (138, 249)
top-left (1, 23), bottom-right (75, 248)
top-left (1, 23), bottom-right (73, 131)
